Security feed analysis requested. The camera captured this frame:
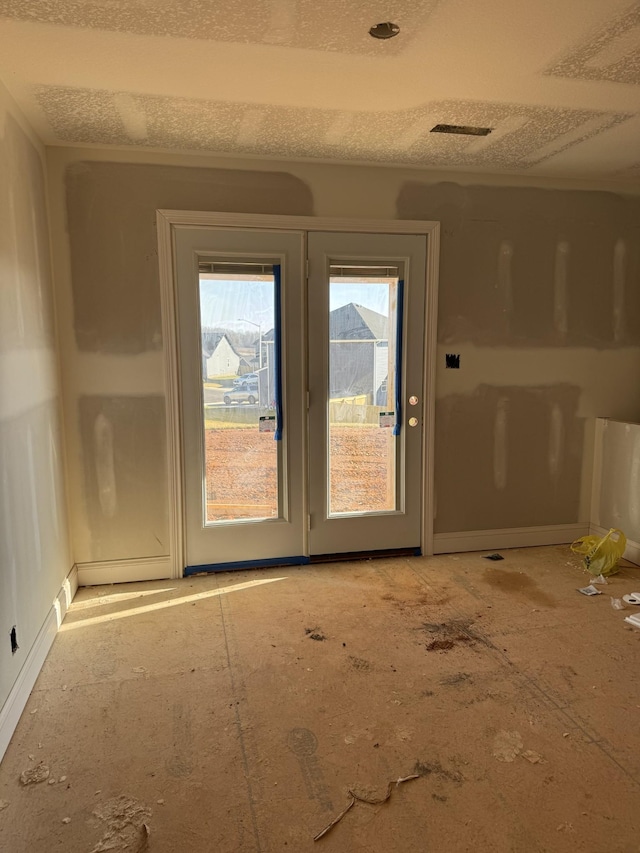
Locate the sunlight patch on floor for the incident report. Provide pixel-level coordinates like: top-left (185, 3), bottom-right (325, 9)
top-left (60, 576), bottom-right (287, 631)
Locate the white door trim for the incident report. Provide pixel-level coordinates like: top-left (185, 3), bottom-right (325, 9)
top-left (157, 210), bottom-right (441, 579)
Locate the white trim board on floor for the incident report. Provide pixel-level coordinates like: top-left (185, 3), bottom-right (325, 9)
top-left (76, 556), bottom-right (172, 587)
top-left (589, 523), bottom-right (640, 567)
top-left (0, 566), bottom-right (78, 763)
top-left (433, 523), bottom-right (590, 554)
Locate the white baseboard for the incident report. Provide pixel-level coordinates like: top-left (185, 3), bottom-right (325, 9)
top-left (0, 565), bottom-right (77, 763)
top-left (76, 555), bottom-right (172, 586)
top-left (589, 523), bottom-right (640, 567)
top-left (433, 523), bottom-right (590, 555)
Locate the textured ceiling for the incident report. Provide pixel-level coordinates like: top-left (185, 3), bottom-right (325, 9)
top-left (0, 0), bottom-right (639, 181)
top-left (0, 0), bottom-right (439, 54)
top-left (36, 85), bottom-right (633, 171)
top-left (546, 3), bottom-right (640, 85)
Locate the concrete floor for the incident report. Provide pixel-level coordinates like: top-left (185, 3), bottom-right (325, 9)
top-left (1, 545), bottom-right (640, 852)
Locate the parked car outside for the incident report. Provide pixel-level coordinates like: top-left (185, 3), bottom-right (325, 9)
top-left (233, 372), bottom-right (259, 389)
top-left (224, 381), bottom-right (259, 405)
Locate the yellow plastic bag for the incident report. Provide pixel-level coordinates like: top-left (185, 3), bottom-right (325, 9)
top-left (570, 528), bottom-right (627, 577)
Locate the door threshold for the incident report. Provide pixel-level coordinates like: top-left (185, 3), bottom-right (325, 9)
top-left (185, 555), bottom-right (310, 575)
top-left (309, 547), bottom-right (421, 564)
top-left (184, 547), bottom-right (421, 575)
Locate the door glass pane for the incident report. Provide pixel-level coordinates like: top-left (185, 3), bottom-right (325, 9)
top-left (328, 266), bottom-right (399, 516)
top-left (198, 261), bottom-right (278, 523)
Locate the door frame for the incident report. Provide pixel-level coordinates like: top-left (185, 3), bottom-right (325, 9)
top-left (157, 210), bottom-right (440, 579)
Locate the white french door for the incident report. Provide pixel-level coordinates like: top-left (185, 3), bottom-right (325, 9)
top-left (307, 232), bottom-right (426, 555)
top-left (173, 223), bottom-right (428, 573)
top-left (175, 226), bottom-right (306, 569)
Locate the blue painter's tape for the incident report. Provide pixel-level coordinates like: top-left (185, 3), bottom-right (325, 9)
top-left (392, 279), bottom-right (405, 437)
top-left (184, 555), bottom-right (310, 575)
top-left (273, 264), bottom-right (283, 441)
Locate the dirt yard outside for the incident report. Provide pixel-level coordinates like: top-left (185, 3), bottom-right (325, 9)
top-left (205, 424), bottom-right (395, 521)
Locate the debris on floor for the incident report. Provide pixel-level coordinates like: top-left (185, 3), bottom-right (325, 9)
top-left (423, 620), bottom-right (476, 652)
top-left (426, 639), bottom-right (455, 651)
top-left (577, 585), bottom-right (602, 596)
top-left (413, 759), bottom-right (463, 784)
top-left (313, 773), bottom-right (420, 841)
top-left (19, 763), bottom-right (50, 785)
top-left (440, 672), bottom-right (472, 686)
top-left (89, 796), bottom-right (152, 853)
top-left (623, 593), bottom-right (640, 605)
top-left (624, 614), bottom-right (640, 630)
top-left (570, 528), bottom-right (626, 578)
top-left (348, 656), bottom-right (371, 671)
top-left (521, 750), bottom-right (545, 764)
top-left (493, 730), bottom-right (523, 763)
top-left (61, 817), bottom-right (71, 824)
top-left (305, 627), bottom-right (327, 641)
top-left (610, 597), bottom-right (626, 610)
top-left (483, 553), bottom-right (504, 561)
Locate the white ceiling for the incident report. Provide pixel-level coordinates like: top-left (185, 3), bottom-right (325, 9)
top-left (0, 0), bottom-right (639, 181)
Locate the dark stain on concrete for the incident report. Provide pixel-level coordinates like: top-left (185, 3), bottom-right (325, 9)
top-left (482, 567), bottom-right (556, 607)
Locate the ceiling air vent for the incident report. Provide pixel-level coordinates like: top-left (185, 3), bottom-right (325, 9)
top-left (369, 22), bottom-right (400, 39)
top-left (430, 124), bottom-right (492, 137)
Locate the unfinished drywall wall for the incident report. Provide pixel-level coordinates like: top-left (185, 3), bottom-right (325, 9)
top-left (592, 419), bottom-right (640, 547)
top-left (46, 147), bottom-right (640, 569)
top-left (397, 181), bottom-right (640, 536)
top-left (77, 395), bottom-right (167, 562)
top-left (0, 82), bottom-right (70, 737)
top-left (398, 182), bottom-right (640, 348)
top-left (65, 162), bottom-right (313, 354)
top-left (49, 155), bottom-right (313, 567)
top-left (434, 384), bottom-right (584, 532)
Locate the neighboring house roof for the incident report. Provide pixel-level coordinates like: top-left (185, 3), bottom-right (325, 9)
top-left (262, 303), bottom-right (389, 343)
top-left (235, 345), bottom-right (258, 359)
top-left (329, 303), bottom-right (388, 340)
top-left (203, 331), bottom-right (241, 359)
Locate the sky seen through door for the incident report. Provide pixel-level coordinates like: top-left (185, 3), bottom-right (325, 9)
top-left (199, 276), bottom-right (391, 332)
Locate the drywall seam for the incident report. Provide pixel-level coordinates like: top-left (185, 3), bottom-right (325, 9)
top-left (0, 566), bottom-right (77, 763)
top-left (0, 349), bottom-right (58, 420)
top-left (435, 345), bottom-right (640, 417)
top-left (433, 523), bottom-right (589, 554)
top-left (41, 117), bottom-right (76, 583)
top-left (579, 416), bottom-right (596, 522)
top-left (72, 352), bottom-right (165, 395)
top-left (1, 77), bottom-right (74, 578)
top-left (45, 144), bottom-right (640, 198)
top-left (76, 556), bottom-right (171, 586)
top-left (44, 147), bottom-right (91, 565)
top-left (0, 78), bottom-right (43, 154)
top-left (590, 417), bottom-right (606, 527)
